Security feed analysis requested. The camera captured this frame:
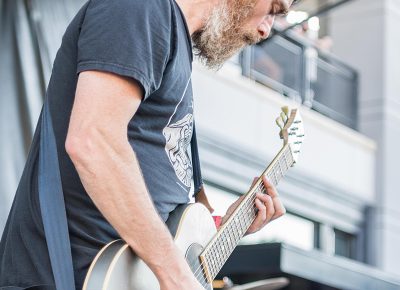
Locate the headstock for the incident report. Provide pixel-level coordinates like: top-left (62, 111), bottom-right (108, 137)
top-left (275, 107), bottom-right (305, 164)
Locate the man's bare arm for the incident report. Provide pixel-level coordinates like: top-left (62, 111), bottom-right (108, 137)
top-left (65, 71), bottom-right (202, 289)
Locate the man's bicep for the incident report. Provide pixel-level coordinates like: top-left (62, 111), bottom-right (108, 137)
top-left (68, 70), bottom-right (143, 138)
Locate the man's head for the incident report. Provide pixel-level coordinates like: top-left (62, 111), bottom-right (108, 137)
top-left (192, 0), bottom-right (296, 69)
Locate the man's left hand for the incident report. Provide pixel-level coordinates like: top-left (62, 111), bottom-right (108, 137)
top-left (221, 175), bottom-right (286, 235)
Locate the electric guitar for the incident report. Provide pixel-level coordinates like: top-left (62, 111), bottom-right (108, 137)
top-left (82, 107), bottom-right (305, 290)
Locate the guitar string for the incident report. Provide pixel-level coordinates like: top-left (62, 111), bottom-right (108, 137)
top-left (192, 177), bottom-right (281, 283)
top-left (192, 189), bottom-right (260, 284)
top-left (191, 180), bottom-right (271, 282)
top-left (191, 148), bottom-right (294, 282)
top-left (192, 153), bottom-right (293, 282)
top-left (191, 151), bottom-right (293, 283)
top-left (191, 150), bottom-right (292, 281)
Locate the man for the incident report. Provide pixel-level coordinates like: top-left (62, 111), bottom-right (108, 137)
top-left (0, 0), bottom-right (295, 289)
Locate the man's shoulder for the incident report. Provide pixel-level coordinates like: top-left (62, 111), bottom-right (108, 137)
top-left (89, 0), bottom-right (173, 18)
top-left (83, 0), bottom-right (175, 38)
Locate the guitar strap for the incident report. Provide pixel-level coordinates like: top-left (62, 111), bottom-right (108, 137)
top-left (191, 122), bottom-right (203, 195)
top-left (191, 123), bottom-right (214, 213)
top-left (38, 96), bottom-right (207, 290)
top-left (38, 95), bottom-right (76, 290)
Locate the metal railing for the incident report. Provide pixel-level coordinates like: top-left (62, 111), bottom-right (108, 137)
top-left (240, 28), bottom-right (359, 130)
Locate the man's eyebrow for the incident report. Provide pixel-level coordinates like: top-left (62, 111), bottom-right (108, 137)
top-left (270, 0), bottom-right (290, 16)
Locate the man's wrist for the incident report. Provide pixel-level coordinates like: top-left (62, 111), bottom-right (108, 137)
top-left (151, 246), bottom-right (192, 282)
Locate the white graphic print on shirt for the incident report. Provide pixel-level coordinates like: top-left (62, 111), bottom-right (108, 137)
top-left (163, 78), bottom-right (193, 188)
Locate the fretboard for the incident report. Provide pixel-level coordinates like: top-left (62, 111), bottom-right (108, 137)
top-left (199, 144), bottom-right (294, 281)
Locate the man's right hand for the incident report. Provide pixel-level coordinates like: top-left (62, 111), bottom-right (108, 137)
top-left (155, 247), bottom-right (205, 289)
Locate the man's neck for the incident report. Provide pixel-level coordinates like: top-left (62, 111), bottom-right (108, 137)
top-left (175, 0), bottom-right (219, 35)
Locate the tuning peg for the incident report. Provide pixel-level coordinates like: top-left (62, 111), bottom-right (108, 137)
top-left (276, 117), bottom-right (284, 129)
top-left (280, 112), bottom-right (288, 123)
top-left (282, 106), bottom-right (289, 116)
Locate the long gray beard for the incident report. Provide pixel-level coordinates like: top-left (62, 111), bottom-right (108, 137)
top-left (192, 0), bottom-right (260, 69)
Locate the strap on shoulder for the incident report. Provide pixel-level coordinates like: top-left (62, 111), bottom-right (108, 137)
top-left (38, 96), bottom-right (76, 290)
top-left (191, 123), bottom-right (214, 213)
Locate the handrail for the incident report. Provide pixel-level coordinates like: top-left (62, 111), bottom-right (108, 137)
top-left (240, 27), bottom-right (359, 130)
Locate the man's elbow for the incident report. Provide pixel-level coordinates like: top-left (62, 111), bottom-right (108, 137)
top-left (65, 130), bottom-right (96, 166)
top-left (66, 133), bottom-right (82, 164)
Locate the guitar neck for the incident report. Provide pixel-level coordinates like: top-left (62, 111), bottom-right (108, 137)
top-left (199, 144), bottom-right (294, 281)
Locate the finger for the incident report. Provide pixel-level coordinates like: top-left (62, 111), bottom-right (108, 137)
top-left (257, 193), bottom-right (275, 225)
top-left (271, 197), bottom-right (286, 220)
top-left (247, 198), bottom-right (267, 234)
top-left (262, 176), bottom-right (286, 220)
top-left (262, 175), bottom-right (278, 197)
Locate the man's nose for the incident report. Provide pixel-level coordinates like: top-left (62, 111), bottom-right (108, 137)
top-left (258, 15), bottom-right (275, 39)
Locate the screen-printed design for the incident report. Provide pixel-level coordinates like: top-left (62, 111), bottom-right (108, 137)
top-left (163, 113), bottom-right (193, 187)
top-left (162, 77), bottom-right (193, 188)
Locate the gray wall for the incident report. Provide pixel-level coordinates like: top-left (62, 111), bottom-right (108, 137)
top-left (330, 0), bottom-right (400, 276)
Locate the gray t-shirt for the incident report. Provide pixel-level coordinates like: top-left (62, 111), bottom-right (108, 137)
top-left (0, 0), bottom-right (194, 288)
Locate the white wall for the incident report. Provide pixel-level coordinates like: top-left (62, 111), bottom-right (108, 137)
top-left (192, 63), bottom-right (376, 204)
top-left (319, 0), bottom-right (400, 275)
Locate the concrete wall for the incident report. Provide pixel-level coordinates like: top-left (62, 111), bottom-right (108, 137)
top-left (330, 0), bottom-right (400, 275)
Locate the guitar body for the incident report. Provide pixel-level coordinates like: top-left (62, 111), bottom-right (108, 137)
top-left (82, 203), bottom-right (216, 290)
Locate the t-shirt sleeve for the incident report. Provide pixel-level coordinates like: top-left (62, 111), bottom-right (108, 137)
top-left (77, 0), bottom-right (172, 99)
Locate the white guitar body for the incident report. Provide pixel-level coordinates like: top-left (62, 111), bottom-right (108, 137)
top-left (82, 203), bottom-right (216, 290)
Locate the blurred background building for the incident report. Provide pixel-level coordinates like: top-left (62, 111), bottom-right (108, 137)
top-left (0, 0), bottom-right (399, 289)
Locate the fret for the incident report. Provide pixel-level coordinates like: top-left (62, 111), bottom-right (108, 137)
top-left (215, 240), bottom-right (224, 271)
top-left (288, 147), bottom-right (295, 166)
top-left (219, 239), bottom-right (227, 270)
top-left (266, 172), bottom-right (273, 185)
top-left (229, 224), bottom-right (236, 249)
top-left (283, 147), bottom-right (290, 169)
top-left (210, 244), bottom-right (219, 277)
top-left (278, 155), bottom-right (285, 173)
top-left (277, 160), bottom-right (283, 179)
top-left (221, 229), bottom-right (229, 260)
top-left (275, 163), bottom-right (282, 184)
top-left (225, 228), bottom-right (233, 255)
top-left (207, 252), bottom-right (217, 278)
top-left (237, 213), bottom-right (246, 237)
top-left (242, 208), bottom-right (249, 233)
top-left (222, 229), bottom-right (231, 260)
top-left (242, 198), bottom-right (253, 223)
top-left (215, 247), bottom-right (222, 275)
top-left (278, 156), bottom-right (286, 176)
top-left (272, 164), bottom-right (279, 186)
top-left (207, 250), bottom-right (215, 278)
top-left (235, 215), bottom-right (243, 238)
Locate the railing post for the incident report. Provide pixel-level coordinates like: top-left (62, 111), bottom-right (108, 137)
top-left (240, 46), bottom-right (253, 78)
top-left (303, 45), bottom-right (318, 108)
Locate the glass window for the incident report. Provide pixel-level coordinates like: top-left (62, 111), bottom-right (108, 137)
top-left (334, 229), bottom-right (356, 259)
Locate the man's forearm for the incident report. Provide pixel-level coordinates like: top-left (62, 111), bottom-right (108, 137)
top-left (66, 132), bottom-right (191, 283)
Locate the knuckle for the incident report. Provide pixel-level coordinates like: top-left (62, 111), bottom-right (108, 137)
top-left (268, 208), bottom-right (275, 218)
top-left (276, 208), bottom-right (286, 217)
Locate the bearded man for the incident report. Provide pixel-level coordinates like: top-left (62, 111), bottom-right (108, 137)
top-left (0, 0), bottom-right (296, 289)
